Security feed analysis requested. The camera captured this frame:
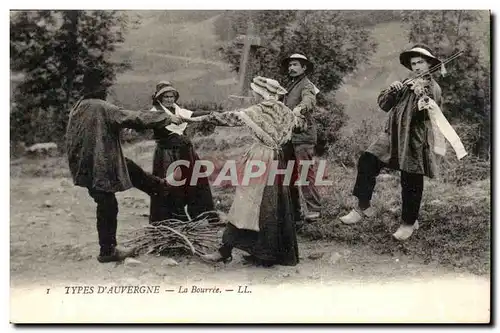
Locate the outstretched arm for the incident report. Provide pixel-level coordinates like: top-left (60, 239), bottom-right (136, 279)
top-left (108, 108), bottom-right (169, 130)
top-left (191, 110), bottom-right (213, 117)
top-left (106, 102), bottom-right (181, 130)
top-left (185, 110), bottom-right (246, 127)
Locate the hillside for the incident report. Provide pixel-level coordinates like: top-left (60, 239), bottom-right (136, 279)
top-left (335, 21), bottom-right (411, 127)
top-left (111, 11), bottom-right (411, 111)
top-left (336, 11), bottom-right (490, 128)
top-left (11, 10), bottom-right (490, 119)
top-left (107, 11), bottom-right (237, 108)
top-left (109, 10), bottom-right (489, 124)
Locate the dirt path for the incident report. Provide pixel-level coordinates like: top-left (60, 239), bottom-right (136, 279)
top-left (10, 177), bottom-right (490, 323)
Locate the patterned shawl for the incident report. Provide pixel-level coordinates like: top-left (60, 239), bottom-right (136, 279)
top-left (237, 100), bottom-right (296, 149)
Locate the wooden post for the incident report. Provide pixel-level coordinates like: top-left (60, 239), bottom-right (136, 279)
top-left (236, 20), bottom-right (261, 97)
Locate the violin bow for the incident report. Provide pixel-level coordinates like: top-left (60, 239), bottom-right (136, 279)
top-left (399, 50), bottom-right (465, 94)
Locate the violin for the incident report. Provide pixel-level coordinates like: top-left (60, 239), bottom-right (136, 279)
top-left (399, 50), bottom-right (464, 96)
top-left (407, 75), bottom-right (432, 97)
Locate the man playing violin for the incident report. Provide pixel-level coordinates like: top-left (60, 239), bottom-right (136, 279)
top-left (339, 44), bottom-right (445, 241)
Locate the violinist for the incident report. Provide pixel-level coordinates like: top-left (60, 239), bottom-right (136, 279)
top-left (339, 44), bottom-right (457, 240)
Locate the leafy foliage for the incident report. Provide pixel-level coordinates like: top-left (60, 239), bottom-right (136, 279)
top-left (313, 98), bottom-right (348, 156)
top-left (10, 10), bottom-right (132, 146)
top-left (328, 109), bottom-right (384, 167)
top-left (214, 10), bottom-right (404, 42)
top-left (219, 11), bottom-right (377, 95)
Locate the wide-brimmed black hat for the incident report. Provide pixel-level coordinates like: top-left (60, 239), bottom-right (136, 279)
top-left (399, 44), bottom-right (442, 71)
top-left (280, 53), bottom-right (314, 74)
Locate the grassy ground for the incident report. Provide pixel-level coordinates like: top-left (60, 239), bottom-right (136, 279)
top-left (301, 166), bottom-right (490, 275)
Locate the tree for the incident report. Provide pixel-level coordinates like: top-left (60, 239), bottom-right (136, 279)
top-left (220, 10), bottom-right (376, 95)
top-left (10, 10), bottom-right (133, 147)
top-left (218, 10), bottom-right (377, 154)
top-left (401, 10), bottom-right (491, 158)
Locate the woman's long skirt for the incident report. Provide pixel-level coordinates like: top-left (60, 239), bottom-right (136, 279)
top-left (221, 142), bottom-right (299, 266)
top-left (149, 142), bottom-right (216, 223)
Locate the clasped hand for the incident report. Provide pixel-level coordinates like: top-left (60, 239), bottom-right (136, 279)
top-left (178, 114), bottom-right (210, 123)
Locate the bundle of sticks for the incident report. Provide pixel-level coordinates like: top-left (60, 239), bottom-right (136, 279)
top-left (122, 206), bottom-right (226, 257)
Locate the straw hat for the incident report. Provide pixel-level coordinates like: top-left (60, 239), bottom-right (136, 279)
top-left (156, 80), bottom-right (172, 92)
top-left (280, 53), bottom-right (314, 74)
top-left (250, 76), bottom-right (287, 99)
top-left (399, 44), bottom-right (442, 71)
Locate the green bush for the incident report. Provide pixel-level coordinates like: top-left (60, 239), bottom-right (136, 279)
top-left (436, 122), bottom-right (490, 186)
top-left (439, 155), bottom-right (490, 186)
top-left (219, 11), bottom-right (377, 95)
top-left (313, 96), bottom-right (348, 156)
top-left (328, 109), bottom-right (384, 167)
top-left (10, 10), bottom-right (131, 146)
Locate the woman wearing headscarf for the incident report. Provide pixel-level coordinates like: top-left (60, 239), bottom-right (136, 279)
top-left (182, 76), bottom-right (304, 267)
top-left (149, 82), bottom-right (216, 223)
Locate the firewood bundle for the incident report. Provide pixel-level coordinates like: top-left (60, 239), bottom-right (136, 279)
top-left (122, 207), bottom-right (225, 257)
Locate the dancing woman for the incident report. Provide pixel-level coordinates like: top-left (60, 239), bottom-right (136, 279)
top-left (183, 76), bottom-right (304, 267)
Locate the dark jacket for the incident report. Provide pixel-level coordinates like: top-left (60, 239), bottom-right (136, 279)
top-left (66, 98), bottom-right (169, 192)
top-left (366, 78), bottom-right (442, 178)
top-left (282, 75), bottom-right (317, 145)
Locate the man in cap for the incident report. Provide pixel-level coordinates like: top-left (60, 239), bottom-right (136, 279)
top-left (339, 44), bottom-right (451, 240)
top-left (66, 68), bottom-right (181, 263)
top-left (280, 53), bottom-right (322, 224)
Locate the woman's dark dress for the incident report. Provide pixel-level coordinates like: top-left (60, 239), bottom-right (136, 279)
top-left (221, 141), bottom-right (299, 266)
top-left (149, 105), bottom-right (216, 222)
top-left (199, 101), bottom-right (300, 266)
